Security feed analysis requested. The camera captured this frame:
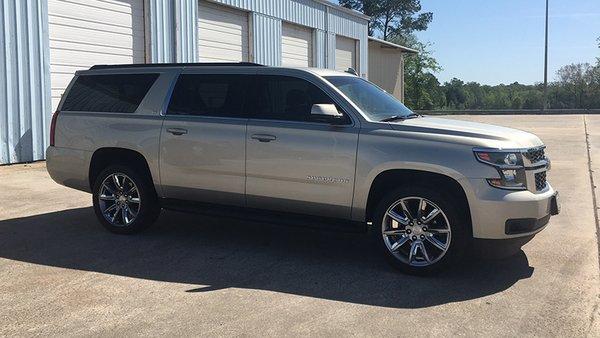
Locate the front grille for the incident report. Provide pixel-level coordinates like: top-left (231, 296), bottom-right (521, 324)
top-left (524, 147), bottom-right (546, 163)
top-left (535, 171), bottom-right (547, 191)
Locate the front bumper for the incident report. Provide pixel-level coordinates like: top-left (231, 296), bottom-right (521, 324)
top-left (466, 178), bottom-right (559, 239)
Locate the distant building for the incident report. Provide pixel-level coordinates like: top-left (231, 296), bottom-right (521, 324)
top-left (368, 37), bottom-right (418, 102)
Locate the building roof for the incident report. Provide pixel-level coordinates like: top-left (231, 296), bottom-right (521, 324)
top-left (312, 0), bottom-right (370, 20)
top-left (368, 37), bottom-right (418, 54)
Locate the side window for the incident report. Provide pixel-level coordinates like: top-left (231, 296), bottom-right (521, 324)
top-left (167, 74), bottom-right (247, 118)
top-left (62, 74), bottom-right (159, 113)
top-left (251, 75), bottom-right (348, 123)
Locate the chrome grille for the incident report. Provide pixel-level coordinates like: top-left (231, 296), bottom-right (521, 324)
top-left (535, 171), bottom-right (547, 191)
top-left (524, 147), bottom-right (546, 163)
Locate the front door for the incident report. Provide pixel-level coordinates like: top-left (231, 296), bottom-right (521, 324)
top-left (245, 74), bottom-right (360, 219)
top-left (160, 72), bottom-right (250, 206)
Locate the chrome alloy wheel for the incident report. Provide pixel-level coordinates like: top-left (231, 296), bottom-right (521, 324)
top-left (98, 173), bottom-right (141, 227)
top-left (382, 197), bottom-right (451, 267)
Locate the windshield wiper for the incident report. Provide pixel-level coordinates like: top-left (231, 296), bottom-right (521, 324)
top-left (380, 113), bottom-right (420, 122)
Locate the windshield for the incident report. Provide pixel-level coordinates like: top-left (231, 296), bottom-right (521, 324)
top-left (325, 76), bottom-right (415, 121)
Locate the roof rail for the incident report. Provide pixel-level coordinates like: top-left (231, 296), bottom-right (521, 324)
top-left (89, 62), bottom-right (264, 70)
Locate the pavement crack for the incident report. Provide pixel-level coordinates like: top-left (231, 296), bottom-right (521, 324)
top-left (587, 294), bottom-right (600, 335)
top-left (583, 115), bottom-right (600, 275)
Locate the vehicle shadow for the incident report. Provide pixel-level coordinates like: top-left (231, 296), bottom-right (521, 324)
top-left (0, 207), bottom-right (534, 309)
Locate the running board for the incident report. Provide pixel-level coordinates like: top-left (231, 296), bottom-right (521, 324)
top-left (160, 198), bottom-right (366, 233)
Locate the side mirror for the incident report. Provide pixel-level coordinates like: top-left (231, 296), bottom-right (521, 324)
top-left (310, 104), bottom-right (343, 123)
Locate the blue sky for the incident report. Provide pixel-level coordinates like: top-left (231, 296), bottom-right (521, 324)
top-left (412, 0), bottom-right (600, 85)
top-left (333, 0), bottom-right (600, 85)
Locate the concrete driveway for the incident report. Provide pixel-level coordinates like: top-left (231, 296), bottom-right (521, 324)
top-left (1, 115), bottom-right (599, 336)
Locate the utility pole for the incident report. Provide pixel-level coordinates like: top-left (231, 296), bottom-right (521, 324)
top-left (543, 0), bottom-right (549, 111)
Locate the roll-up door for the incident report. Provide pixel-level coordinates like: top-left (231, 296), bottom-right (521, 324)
top-left (335, 35), bottom-right (357, 72)
top-left (198, 1), bottom-right (250, 63)
top-left (282, 22), bottom-right (313, 67)
top-left (48, 0), bottom-right (145, 111)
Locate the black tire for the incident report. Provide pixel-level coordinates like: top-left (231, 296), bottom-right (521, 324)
top-left (92, 165), bottom-right (160, 234)
top-left (371, 185), bottom-right (470, 275)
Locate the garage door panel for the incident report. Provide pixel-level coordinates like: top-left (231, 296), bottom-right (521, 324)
top-left (49, 0), bottom-right (145, 111)
top-left (335, 36), bottom-right (357, 72)
top-left (197, 39), bottom-right (246, 52)
top-left (49, 26), bottom-right (143, 50)
top-left (282, 23), bottom-right (312, 67)
top-left (197, 26), bottom-right (248, 46)
top-left (49, 0), bottom-right (142, 12)
top-left (198, 1), bottom-right (249, 63)
top-left (198, 6), bottom-right (246, 27)
top-left (48, 14), bottom-right (140, 36)
top-left (197, 25), bottom-right (248, 39)
top-left (198, 46), bottom-right (250, 62)
top-left (48, 0), bottom-right (143, 26)
top-left (50, 48), bottom-right (140, 66)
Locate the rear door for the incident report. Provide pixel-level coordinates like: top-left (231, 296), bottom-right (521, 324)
top-left (245, 74), bottom-right (360, 219)
top-left (159, 70), bottom-right (251, 206)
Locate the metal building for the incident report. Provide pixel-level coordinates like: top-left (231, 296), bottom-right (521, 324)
top-left (0, 0), bottom-right (370, 165)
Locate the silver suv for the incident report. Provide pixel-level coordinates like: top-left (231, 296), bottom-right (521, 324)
top-left (46, 63), bottom-right (560, 274)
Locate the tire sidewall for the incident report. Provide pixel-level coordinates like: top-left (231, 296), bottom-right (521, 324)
top-left (371, 185), bottom-right (470, 275)
top-left (92, 165), bottom-right (159, 234)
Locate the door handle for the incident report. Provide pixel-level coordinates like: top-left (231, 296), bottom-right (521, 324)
top-left (251, 134), bottom-right (276, 142)
top-left (167, 128), bottom-right (188, 136)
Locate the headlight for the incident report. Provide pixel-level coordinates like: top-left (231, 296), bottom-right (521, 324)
top-left (474, 151), bottom-right (523, 168)
top-left (474, 149), bottom-right (527, 190)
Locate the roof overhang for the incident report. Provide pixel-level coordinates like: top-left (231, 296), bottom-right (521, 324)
top-left (368, 37), bottom-right (418, 54)
top-left (312, 0), bottom-right (371, 20)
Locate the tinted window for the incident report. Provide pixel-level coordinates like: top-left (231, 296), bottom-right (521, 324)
top-left (62, 74), bottom-right (158, 113)
top-left (167, 74), bottom-right (248, 118)
top-left (251, 75), bottom-right (347, 123)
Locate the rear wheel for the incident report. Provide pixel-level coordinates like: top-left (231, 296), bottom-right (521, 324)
top-left (372, 185), bottom-right (469, 275)
top-left (92, 165), bottom-right (160, 234)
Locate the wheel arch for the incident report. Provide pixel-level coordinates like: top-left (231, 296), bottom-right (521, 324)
top-left (88, 148), bottom-right (155, 193)
top-left (362, 168), bottom-right (472, 230)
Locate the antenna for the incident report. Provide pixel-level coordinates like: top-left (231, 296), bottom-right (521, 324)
top-left (345, 68), bottom-right (359, 76)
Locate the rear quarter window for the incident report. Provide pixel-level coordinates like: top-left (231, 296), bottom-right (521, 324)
top-left (61, 74), bottom-right (159, 113)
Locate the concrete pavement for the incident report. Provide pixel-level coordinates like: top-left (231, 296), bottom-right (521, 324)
top-left (0, 115), bottom-right (598, 336)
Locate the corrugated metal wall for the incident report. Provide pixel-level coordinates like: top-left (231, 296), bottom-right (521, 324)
top-left (208, 0), bottom-right (326, 29)
top-left (313, 29), bottom-right (327, 68)
top-left (174, 0), bottom-right (197, 63)
top-left (0, 0), bottom-right (51, 164)
top-left (146, 0), bottom-right (175, 63)
top-left (252, 13), bottom-right (282, 66)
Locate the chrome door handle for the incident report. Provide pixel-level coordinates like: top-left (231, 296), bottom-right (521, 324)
top-left (167, 128), bottom-right (188, 136)
top-left (251, 134), bottom-right (276, 142)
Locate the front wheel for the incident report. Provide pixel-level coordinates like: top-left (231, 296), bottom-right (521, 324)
top-left (92, 165), bottom-right (160, 234)
top-left (372, 186), bottom-right (469, 275)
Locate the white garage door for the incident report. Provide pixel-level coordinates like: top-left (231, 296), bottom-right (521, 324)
top-left (198, 1), bottom-right (249, 63)
top-left (281, 23), bottom-right (313, 67)
top-left (335, 36), bottom-right (357, 72)
top-left (48, 0), bottom-right (145, 111)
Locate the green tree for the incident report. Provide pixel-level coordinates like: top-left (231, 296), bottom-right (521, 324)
top-left (555, 63), bottom-right (599, 109)
top-left (444, 78), bottom-right (467, 109)
top-left (398, 35), bottom-right (444, 110)
top-left (339, 0), bottom-right (432, 40)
